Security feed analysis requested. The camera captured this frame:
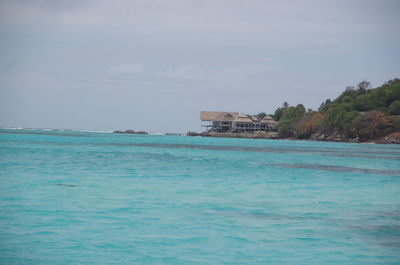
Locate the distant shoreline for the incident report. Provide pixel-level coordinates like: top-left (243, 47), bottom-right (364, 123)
top-left (1, 127), bottom-right (398, 144)
top-left (187, 131), bottom-right (400, 144)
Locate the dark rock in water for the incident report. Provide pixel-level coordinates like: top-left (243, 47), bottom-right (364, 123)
top-left (113, 129), bottom-right (142, 134)
top-left (166, 133), bottom-right (183, 136)
top-left (187, 131), bottom-right (200, 136)
top-left (135, 131), bottom-right (148, 135)
top-left (56, 183), bottom-right (77, 187)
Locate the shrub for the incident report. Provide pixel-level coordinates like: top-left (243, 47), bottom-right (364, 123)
top-left (388, 100), bottom-right (400, 115)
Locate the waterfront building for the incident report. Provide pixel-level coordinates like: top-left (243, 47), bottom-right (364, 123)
top-left (200, 111), bottom-right (277, 132)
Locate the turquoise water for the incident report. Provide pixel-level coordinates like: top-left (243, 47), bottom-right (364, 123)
top-left (0, 129), bottom-right (400, 264)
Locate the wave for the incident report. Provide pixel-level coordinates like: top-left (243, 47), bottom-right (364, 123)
top-left (148, 132), bottom-right (166, 135)
top-left (1, 127), bottom-right (25, 130)
top-left (0, 127), bottom-right (113, 134)
top-left (73, 129), bottom-right (113, 133)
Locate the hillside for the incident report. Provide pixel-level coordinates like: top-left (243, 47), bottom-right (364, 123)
top-left (273, 78), bottom-right (400, 143)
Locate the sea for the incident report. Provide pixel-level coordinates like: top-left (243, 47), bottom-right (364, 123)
top-left (0, 128), bottom-right (399, 264)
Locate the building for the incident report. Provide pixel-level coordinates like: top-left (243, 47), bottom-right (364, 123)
top-left (200, 111), bottom-right (277, 132)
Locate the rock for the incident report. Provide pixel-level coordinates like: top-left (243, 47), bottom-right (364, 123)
top-left (369, 133), bottom-right (400, 144)
top-left (385, 136), bottom-right (400, 144)
top-left (135, 131), bottom-right (148, 135)
top-left (113, 129), bottom-right (148, 134)
top-left (113, 129), bottom-right (135, 134)
top-left (187, 131), bottom-right (200, 136)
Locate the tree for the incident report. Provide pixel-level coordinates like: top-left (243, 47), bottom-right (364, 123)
top-left (388, 100), bottom-right (400, 115)
top-left (273, 102), bottom-right (290, 121)
top-left (295, 112), bottom-right (324, 139)
top-left (319, 99), bottom-right (332, 112)
top-left (391, 117), bottom-right (400, 131)
top-left (283, 102), bottom-right (289, 108)
top-left (256, 112), bottom-right (267, 120)
top-left (276, 104), bottom-right (306, 137)
top-left (356, 111), bottom-right (391, 140)
top-left (352, 94), bottom-right (372, 111)
top-left (357, 80), bottom-right (371, 94)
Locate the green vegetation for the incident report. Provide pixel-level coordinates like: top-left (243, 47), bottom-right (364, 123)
top-left (255, 112), bottom-right (267, 120)
top-left (272, 78), bottom-right (400, 142)
top-left (276, 104), bottom-right (305, 137)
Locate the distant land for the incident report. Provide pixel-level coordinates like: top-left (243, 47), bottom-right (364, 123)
top-left (192, 78), bottom-right (400, 144)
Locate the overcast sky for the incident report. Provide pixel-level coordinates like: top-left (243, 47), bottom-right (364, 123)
top-left (0, 0), bottom-right (399, 132)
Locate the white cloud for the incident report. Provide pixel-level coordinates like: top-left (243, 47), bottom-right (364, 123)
top-left (0, 0), bottom-right (398, 56)
top-left (1, 0), bottom-right (398, 38)
top-left (160, 63), bottom-right (282, 81)
top-left (220, 63), bottom-right (282, 76)
top-left (160, 65), bottom-right (205, 80)
top-left (108, 64), bottom-right (144, 75)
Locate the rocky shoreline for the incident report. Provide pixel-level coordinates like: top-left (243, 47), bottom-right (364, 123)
top-left (187, 131), bottom-right (400, 144)
top-left (308, 131), bottom-right (400, 144)
top-left (187, 131), bottom-right (278, 139)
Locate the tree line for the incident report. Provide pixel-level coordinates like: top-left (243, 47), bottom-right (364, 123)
top-left (260, 78), bottom-right (400, 141)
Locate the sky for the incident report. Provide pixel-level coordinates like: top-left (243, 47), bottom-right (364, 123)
top-left (0, 0), bottom-right (399, 132)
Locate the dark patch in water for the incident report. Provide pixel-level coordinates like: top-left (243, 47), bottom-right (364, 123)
top-left (55, 183), bottom-right (77, 187)
top-left (375, 210), bottom-right (400, 218)
top-left (348, 224), bottom-right (400, 248)
top-left (107, 143), bottom-right (400, 158)
top-left (210, 209), bottom-right (315, 222)
top-left (322, 153), bottom-right (400, 160)
top-left (16, 141), bottom-right (400, 160)
top-left (266, 163), bottom-right (400, 176)
top-left (249, 212), bottom-right (309, 221)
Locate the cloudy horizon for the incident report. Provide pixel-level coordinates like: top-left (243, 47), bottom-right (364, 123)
top-left (0, 0), bottom-right (399, 132)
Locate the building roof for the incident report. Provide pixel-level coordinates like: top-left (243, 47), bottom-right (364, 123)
top-left (233, 113), bottom-right (253, 123)
top-left (200, 111), bottom-right (238, 121)
top-left (260, 115), bottom-right (277, 124)
top-left (201, 111), bottom-right (278, 124)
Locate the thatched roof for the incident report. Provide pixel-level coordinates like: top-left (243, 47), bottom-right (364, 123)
top-left (260, 115), bottom-right (277, 124)
top-left (201, 111), bottom-right (277, 125)
top-left (200, 111), bottom-right (239, 121)
top-left (233, 113), bottom-right (253, 123)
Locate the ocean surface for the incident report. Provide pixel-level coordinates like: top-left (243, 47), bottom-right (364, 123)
top-left (0, 129), bottom-right (400, 265)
